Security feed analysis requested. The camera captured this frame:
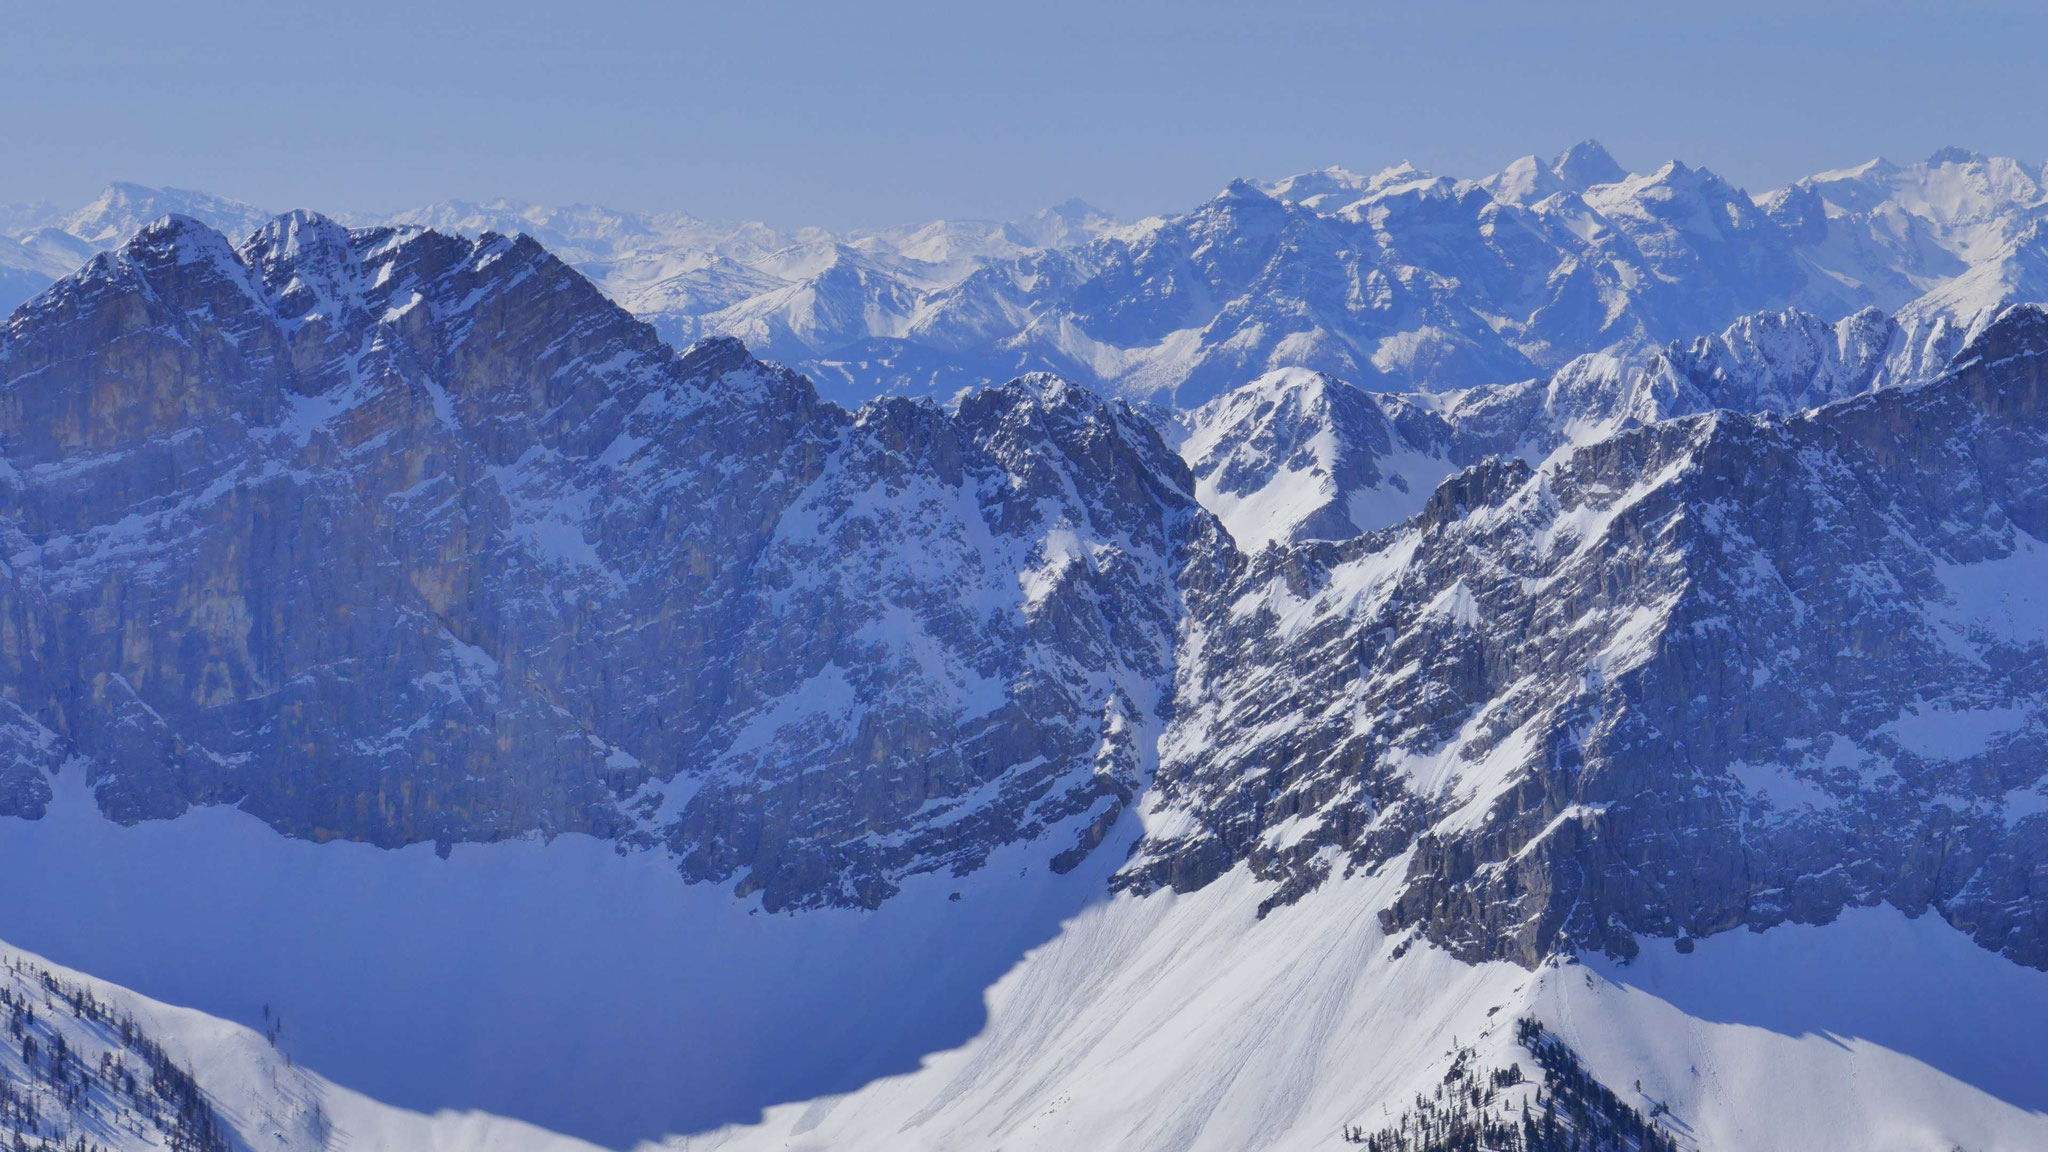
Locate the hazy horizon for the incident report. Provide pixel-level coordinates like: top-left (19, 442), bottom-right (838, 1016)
top-left (5, 139), bottom-right (2037, 239)
top-left (5, 0), bottom-right (2045, 231)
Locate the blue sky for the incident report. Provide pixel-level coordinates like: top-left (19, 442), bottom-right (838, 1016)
top-left (1, 0), bottom-right (2039, 228)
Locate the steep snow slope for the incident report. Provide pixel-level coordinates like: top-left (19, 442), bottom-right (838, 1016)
top-left (672, 869), bottom-right (2048, 1152)
top-left (12, 770), bottom-right (2046, 1152)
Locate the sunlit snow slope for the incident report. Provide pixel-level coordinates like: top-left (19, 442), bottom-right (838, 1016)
top-left (672, 873), bottom-right (2048, 1152)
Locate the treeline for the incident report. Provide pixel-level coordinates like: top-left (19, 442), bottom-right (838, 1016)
top-left (1340, 1018), bottom-right (1682, 1152)
top-left (1, 958), bottom-right (230, 1152)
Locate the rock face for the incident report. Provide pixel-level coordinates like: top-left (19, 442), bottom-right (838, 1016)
top-left (1127, 304), bottom-right (2048, 969)
top-left (5, 210), bottom-right (2048, 978)
top-left (0, 213), bottom-right (1206, 910)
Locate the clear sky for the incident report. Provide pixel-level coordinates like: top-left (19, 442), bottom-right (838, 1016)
top-left (2, 0), bottom-right (2040, 229)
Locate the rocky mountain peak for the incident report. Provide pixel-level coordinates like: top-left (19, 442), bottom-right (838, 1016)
top-left (1176, 366), bottom-right (1461, 551)
top-left (1949, 298), bottom-right (2048, 372)
top-left (1928, 145), bottom-right (1991, 167)
top-left (122, 211), bottom-right (247, 267)
top-left (1217, 176), bottom-right (1272, 202)
top-left (242, 208), bottom-right (357, 265)
top-left (0, 221), bottom-right (1232, 914)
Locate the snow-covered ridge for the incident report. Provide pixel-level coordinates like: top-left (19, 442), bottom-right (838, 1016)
top-left (1173, 303), bottom-right (1932, 553)
top-left (673, 874), bottom-right (2048, 1152)
top-left (0, 935), bottom-right (602, 1152)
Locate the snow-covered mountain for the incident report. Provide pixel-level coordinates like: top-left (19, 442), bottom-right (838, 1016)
top-left (1173, 304), bottom-right (1930, 553)
top-left (0, 183), bottom-right (270, 315)
top-left (991, 142), bottom-right (2048, 406)
top-left (11, 144), bottom-right (2048, 406)
top-left (0, 185), bottom-right (1121, 381)
top-left (648, 142), bottom-right (2048, 405)
top-left (357, 196), bottom-right (1123, 380)
top-left (1134, 303), bottom-right (2048, 972)
top-left (3, 210), bottom-right (2048, 1151)
top-left (1174, 367), bottom-right (1463, 551)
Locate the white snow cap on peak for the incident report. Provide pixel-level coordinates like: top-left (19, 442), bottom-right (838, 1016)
top-left (1261, 167), bottom-right (1374, 210)
top-left (1367, 161), bottom-right (1434, 192)
top-left (130, 212), bottom-right (234, 258)
top-left (999, 370), bottom-right (1100, 410)
top-left (247, 208), bottom-right (352, 255)
top-left (1485, 155), bottom-right (1565, 205)
top-left (1551, 139), bottom-right (1627, 190)
top-left (1215, 177), bottom-right (1278, 203)
top-left (1243, 364), bottom-right (1339, 398)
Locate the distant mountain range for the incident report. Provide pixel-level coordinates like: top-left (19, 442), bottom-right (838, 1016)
top-left (8, 142), bottom-right (2048, 406)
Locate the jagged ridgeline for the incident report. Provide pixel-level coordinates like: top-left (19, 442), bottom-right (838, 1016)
top-left (1, 959), bottom-right (232, 1152)
top-left (12, 147), bottom-right (2041, 409)
top-left (0, 212), bottom-right (1203, 911)
top-left (2, 209), bottom-right (2047, 974)
top-left (1343, 1020), bottom-right (1682, 1152)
